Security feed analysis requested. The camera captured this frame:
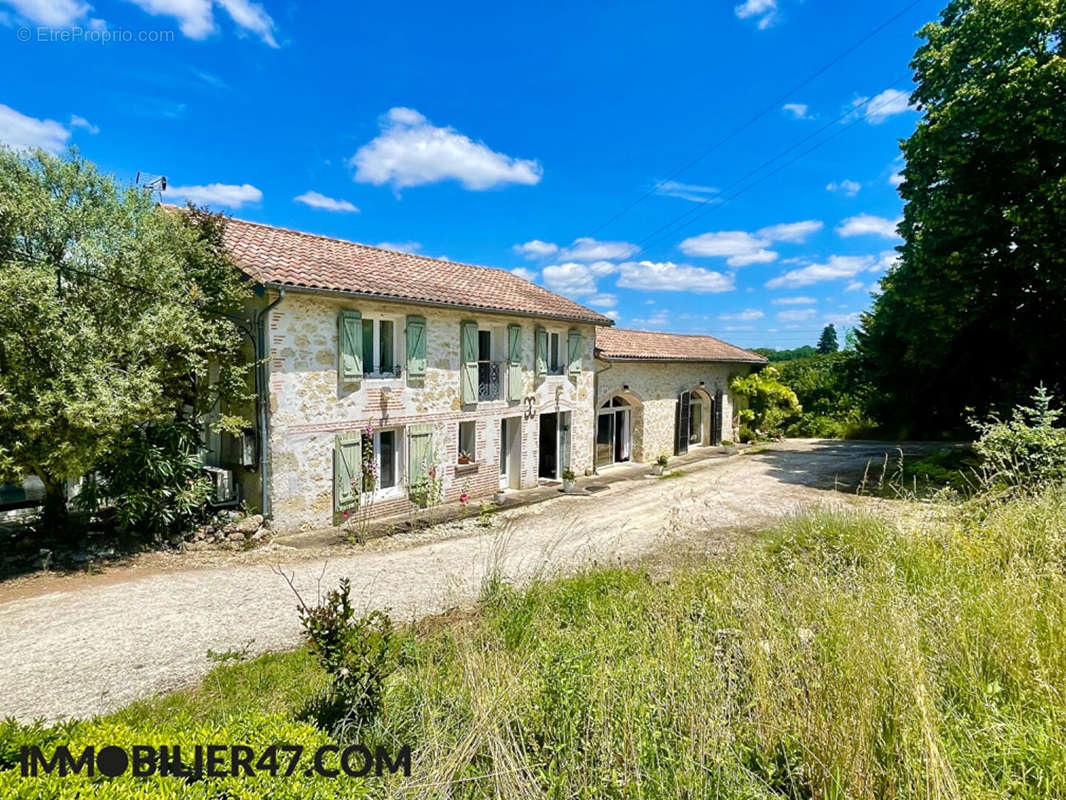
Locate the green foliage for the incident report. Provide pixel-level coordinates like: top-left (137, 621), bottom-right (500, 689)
top-left (859, 0), bottom-right (1066, 434)
top-left (972, 385), bottom-right (1066, 492)
top-left (296, 578), bottom-right (404, 731)
top-left (751, 344), bottom-right (818, 362)
top-left (0, 149), bottom-right (252, 536)
top-left (776, 351), bottom-right (879, 438)
top-left (816, 323), bottom-right (839, 354)
top-left (730, 366), bottom-right (802, 438)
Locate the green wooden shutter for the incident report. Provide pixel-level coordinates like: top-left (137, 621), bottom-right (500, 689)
top-left (535, 326), bottom-right (547, 378)
top-left (567, 328), bottom-right (582, 376)
top-left (507, 324), bottom-right (523, 401)
top-left (407, 425), bottom-right (434, 487)
top-left (405, 315), bottom-right (427, 381)
top-left (334, 432), bottom-right (362, 511)
top-left (460, 320), bottom-right (478, 405)
top-left (338, 310), bottom-right (363, 385)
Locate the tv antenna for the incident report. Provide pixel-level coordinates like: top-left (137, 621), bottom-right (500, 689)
top-left (135, 171), bottom-right (168, 201)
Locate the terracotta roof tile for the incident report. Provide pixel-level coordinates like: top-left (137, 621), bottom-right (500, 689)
top-left (216, 214), bottom-right (612, 325)
top-left (596, 327), bottom-right (767, 364)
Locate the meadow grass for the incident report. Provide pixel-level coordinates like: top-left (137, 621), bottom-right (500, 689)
top-left (4, 490), bottom-right (1066, 798)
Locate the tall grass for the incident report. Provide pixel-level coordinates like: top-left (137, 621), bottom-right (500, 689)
top-left (372, 491), bottom-right (1066, 798)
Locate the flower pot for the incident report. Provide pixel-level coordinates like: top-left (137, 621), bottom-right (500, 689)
top-left (493, 491), bottom-right (507, 504)
top-left (651, 465), bottom-right (664, 476)
top-left (562, 478), bottom-right (577, 493)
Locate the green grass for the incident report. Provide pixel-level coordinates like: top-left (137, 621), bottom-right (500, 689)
top-left (5, 490), bottom-right (1066, 798)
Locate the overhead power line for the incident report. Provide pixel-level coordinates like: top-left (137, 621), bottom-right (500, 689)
top-left (584, 0), bottom-right (927, 238)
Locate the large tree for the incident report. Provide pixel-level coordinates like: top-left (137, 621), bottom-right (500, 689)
top-left (817, 324), bottom-right (839, 355)
top-left (0, 149), bottom-right (251, 536)
top-left (859, 0), bottom-right (1066, 434)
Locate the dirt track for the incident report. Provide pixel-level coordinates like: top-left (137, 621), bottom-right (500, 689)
top-left (0, 440), bottom-right (917, 722)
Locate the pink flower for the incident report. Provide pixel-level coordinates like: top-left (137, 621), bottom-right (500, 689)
top-left (459, 492), bottom-right (469, 505)
top-left (429, 467), bottom-right (436, 478)
top-left (343, 510), bottom-right (349, 518)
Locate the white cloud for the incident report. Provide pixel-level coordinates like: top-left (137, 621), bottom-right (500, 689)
top-left (845, 280), bottom-right (865, 291)
top-left (679, 231), bottom-right (776, 267)
top-left (560, 237), bottom-right (639, 262)
top-left (836, 214), bottom-right (901, 239)
top-left (889, 171), bottom-right (904, 188)
top-left (512, 239), bottom-right (559, 259)
top-left (633, 309), bottom-right (671, 328)
top-left (375, 241), bottom-right (421, 254)
top-left (587, 293), bottom-right (618, 308)
top-left (617, 261), bottom-right (734, 294)
top-left (510, 267), bottom-right (538, 282)
top-left (869, 250), bottom-right (899, 273)
top-left (123, 0), bottom-right (278, 45)
top-left (68, 114), bottom-right (99, 135)
top-left (735, 0), bottom-right (777, 29)
top-left (294, 191), bottom-right (359, 213)
top-left (772, 296), bottom-right (817, 305)
top-left (654, 180), bottom-right (719, 203)
top-left (718, 309), bottom-right (765, 322)
top-left (827, 179), bottom-right (861, 197)
top-left (164, 182), bottom-right (262, 208)
top-left (350, 107), bottom-right (542, 191)
top-left (824, 311), bottom-right (863, 328)
top-left (765, 255), bottom-right (878, 289)
top-left (542, 262), bottom-right (603, 297)
top-left (0, 103), bottom-right (70, 153)
top-left (756, 219), bottom-right (823, 243)
top-left (782, 103), bottom-right (810, 119)
top-left (777, 308), bottom-right (817, 322)
top-left (3, 0), bottom-right (87, 25)
top-left (865, 88), bottom-right (914, 124)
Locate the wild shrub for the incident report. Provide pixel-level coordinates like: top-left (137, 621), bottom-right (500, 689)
top-left (971, 385), bottom-right (1066, 492)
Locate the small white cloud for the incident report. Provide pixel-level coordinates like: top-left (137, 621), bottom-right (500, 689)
top-left (0, 103), bottom-right (70, 153)
top-left (587, 293), bottom-right (618, 308)
top-left (605, 309), bottom-right (621, 321)
top-left (777, 308), bottom-right (817, 322)
top-left (889, 171), bottom-right (904, 188)
top-left (837, 214), bottom-right (901, 239)
top-left (510, 267), bottom-right (538, 282)
top-left (3, 0), bottom-right (87, 25)
top-left (68, 114), bottom-right (99, 135)
top-left (865, 88), bottom-right (914, 124)
top-left (756, 219), bottom-right (824, 243)
top-left (351, 107), bottom-right (542, 191)
top-left (782, 103), bottom-right (810, 120)
top-left (617, 261), bottom-right (734, 294)
top-left (165, 182), bottom-right (262, 208)
top-left (679, 231), bottom-right (776, 267)
top-left (214, 0), bottom-right (278, 47)
top-left (826, 179), bottom-right (861, 197)
top-left (824, 311), bottom-right (863, 328)
top-left (869, 250), bottom-right (899, 273)
top-left (765, 255), bottom-right (878, 289)
top-left (294, 191), bottom-right (359, 213)
top-left (771, 296), bottom-right (817, 305)
top-left (375, 241), bottom-right (422, 254)
top-left (735, 0), bottom-right (777, 29)
top-left (718, 309), bottom-right (765, 322)
top-left (560, 237), bottom-right (639, 262)
top-left (844, 280), bottom-right (865, 291)
top-left (123, 0), bottom-right (278, 45)
top-left (542, 262), bottom-right (605, 297)
top-left (512, 239), bottom-right (559, 259)
top-left (654, 180), bottom-right (719, 203)
top-left (633, 309), bottom-right (671, 328)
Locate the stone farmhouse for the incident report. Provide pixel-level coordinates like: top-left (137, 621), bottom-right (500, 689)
top-left (212, 216), bottom-right (766, 531)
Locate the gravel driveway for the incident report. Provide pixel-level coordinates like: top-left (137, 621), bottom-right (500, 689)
top-left (0, 440), bottom-right (912, 723)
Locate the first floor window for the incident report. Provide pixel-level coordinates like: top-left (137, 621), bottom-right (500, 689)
top-left (548, 332), bottom-right (561, 374)
top-left (361, 318), bottom-right (396, 376)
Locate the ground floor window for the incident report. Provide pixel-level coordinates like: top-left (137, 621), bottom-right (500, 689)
top-left (596, 397), bottom-right (631, 468)
top-left (458, 421), bottom-right (476, 464)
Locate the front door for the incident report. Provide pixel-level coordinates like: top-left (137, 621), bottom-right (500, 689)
top-left (539, 413), bottom-right (558, 479)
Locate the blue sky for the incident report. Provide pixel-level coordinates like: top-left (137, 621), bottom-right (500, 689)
top-left (0, 0), bottom-right (938, 349)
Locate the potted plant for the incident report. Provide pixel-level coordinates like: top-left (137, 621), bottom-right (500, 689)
top-left (652, 454), bottom-right (669, 476)
top-left (561, 467), bottom-right (577, 493)
top-left (457, 450), bottom-right (472, 465)
top-left (493, 489), bottom-right (507, 504)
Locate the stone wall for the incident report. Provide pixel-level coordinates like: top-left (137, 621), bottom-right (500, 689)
top-left (264, 290), bottom-right (597, 530)
top-left (596, 359), bottom-right (755, 464)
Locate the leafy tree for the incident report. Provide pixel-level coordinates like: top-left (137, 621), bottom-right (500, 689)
top-left (859, 0), bottom-right (1066, 434)
top-left (730, 367), bottom-right (802, 438)
top-left (817, 324), bottom-right (839, 355)
top-left (752, 345), bottom-right (818, 362)
top-left (0, 149), bottom-right (251, 538)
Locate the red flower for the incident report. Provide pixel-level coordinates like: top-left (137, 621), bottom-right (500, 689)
top-left (343, 510), bottom-right (349, 519)
top-left (459, 492), bottom-right (469, 505)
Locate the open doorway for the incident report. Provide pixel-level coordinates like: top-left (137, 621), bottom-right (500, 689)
top-left (538, 411), bottom-right (571, 480)
top-left (596, 396), bottom-right (632, 469)
top-left (499, 417), bottom-right (521, 489)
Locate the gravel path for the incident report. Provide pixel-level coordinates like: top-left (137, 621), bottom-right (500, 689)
top-left (0, 440), bottom-right (910, 722)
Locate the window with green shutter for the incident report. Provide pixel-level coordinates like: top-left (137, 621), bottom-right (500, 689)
top-left (507, 324), bottom-right (523, 401)
top-left (460, 320), bottom-right (478, 404)
top-left (568, 328), bottom-right (582, 377)
top-left (535, 326), bottom-right (547, 378)
top-left (406, 315), bottom-right (427, 381)
top-left (334, 432), bottom-right (362, 511)
top-left (338, 310), bottom-right (363, 385)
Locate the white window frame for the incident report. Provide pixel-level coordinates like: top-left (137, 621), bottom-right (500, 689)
top-left (366, 427), bottom-right (404, 498)
top-left (457, 420), bottom-right (477, 464)
top-left (362, 316), bottom-right (402, 378)
top-left (548, 331), bottom-right (562, 375)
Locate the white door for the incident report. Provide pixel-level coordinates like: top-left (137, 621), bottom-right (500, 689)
top-left (559, 412), bottom-right (571, 475)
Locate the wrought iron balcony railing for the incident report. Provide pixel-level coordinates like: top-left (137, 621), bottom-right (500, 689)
top-left (478, 361), bottom-right (503, 402)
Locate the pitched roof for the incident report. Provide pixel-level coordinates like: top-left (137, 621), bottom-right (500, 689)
top-left (217, 214), bottom-right (612, 325)
top-left (596, 327), bottom-right (768, 364)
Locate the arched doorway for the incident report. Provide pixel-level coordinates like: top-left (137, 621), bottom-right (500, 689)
top-left (690, 388), bottom-right (713, 447)
top-left (596, 396), bottom-right (633, 469)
